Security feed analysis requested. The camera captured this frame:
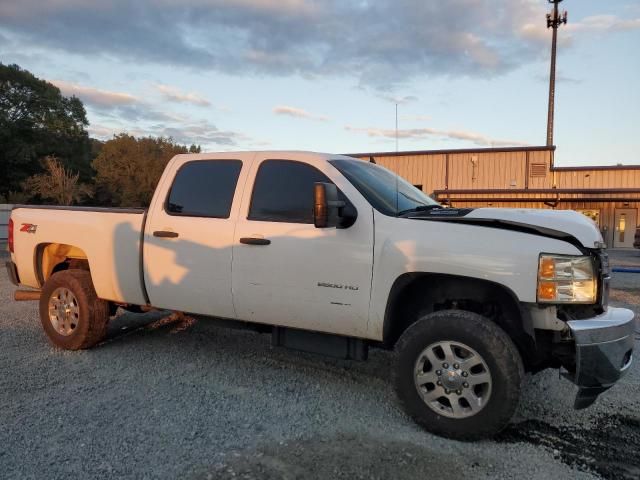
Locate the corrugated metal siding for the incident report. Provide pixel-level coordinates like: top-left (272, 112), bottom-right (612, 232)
top-left (372, 154), bottom-right (446, 194)
top-left (0, 204), bottom-right (13, 240)
top-left (556, 169), bottom-right (640, 189)
top-left (361, 149), bottom-right (554, 192)
top-left (364, 150), bottom-right (640, 194)
top-left (425, 150), bottom-right (533, 191)
top-left (353, 147), bottom-right (640, 247)
top-left (528, 150), bottom-right (553, 189)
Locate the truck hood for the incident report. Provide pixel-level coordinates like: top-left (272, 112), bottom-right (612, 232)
top-left (413, 207), bottom-right (603, 249)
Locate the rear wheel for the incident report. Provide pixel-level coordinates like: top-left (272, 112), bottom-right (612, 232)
top-left (39, 270), bottom-right (109, 350)
top-left (394, 309), bottom-right (524, 440)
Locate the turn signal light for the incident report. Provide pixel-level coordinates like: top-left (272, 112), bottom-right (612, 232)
top-left (537, 281), bottom-right (556, 301)
top-left (539, 257), bottom-right (555, 278)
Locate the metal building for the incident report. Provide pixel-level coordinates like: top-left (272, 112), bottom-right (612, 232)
top-left (0, 204), bottom-right (12, 241)
top-left (352, 146), bottom-right (640, 249)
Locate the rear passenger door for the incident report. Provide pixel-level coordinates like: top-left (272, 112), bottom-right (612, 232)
top-left (144, 157), bottom-right (249, 317)
top-left (232, 157), bottom-right (374, 338)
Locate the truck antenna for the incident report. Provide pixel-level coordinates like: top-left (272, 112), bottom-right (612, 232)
top-left (395, 103), bottom-right (399, 214)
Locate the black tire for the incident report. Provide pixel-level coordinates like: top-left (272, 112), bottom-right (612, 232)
top-left (39, 269), bottom-right (110, 350)
top-left (394, 309), bottom-right (524, 440)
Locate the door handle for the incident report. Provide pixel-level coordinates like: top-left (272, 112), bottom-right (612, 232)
top-left (240, 237), bottom-right (271, 246)
top-left (153, 230), bottom-right (179, 238)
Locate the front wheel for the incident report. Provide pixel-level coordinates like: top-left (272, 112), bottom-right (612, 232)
top-left (394, 310), bottom-right (524, 440)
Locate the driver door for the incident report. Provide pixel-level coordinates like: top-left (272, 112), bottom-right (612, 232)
top-left (231, 157), bottom-right (374, 338)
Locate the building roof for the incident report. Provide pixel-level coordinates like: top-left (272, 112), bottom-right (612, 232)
top-left (348, 145), bottom-right (640, 172)
top-left (347, 145), bottom-right (555, 157)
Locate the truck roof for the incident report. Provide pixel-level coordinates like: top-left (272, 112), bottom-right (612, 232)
top-left (171, 151), bottom-right (358, 162)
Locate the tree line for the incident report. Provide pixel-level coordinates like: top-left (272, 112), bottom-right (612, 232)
top-left (0, 63), bottom-right (201, 206)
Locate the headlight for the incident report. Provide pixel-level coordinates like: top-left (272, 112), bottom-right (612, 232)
top-left (537, 254), bottom-right (596, 304)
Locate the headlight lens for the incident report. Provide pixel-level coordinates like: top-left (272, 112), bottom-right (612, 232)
top-left (537, 254), bottom-right (596, 303)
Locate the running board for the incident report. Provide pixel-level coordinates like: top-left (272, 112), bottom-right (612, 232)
top-left (272, 327), bottom-right (368, 361)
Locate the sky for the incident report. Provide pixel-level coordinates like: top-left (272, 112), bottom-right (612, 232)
top-left (0, 0), bottom-right (639, 167)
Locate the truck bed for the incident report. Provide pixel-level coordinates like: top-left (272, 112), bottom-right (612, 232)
top-left (10, 205), bottom-right (148, 305)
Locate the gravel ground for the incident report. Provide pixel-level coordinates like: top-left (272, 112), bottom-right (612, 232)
top-left (1, 250), bottom-right (639, 480)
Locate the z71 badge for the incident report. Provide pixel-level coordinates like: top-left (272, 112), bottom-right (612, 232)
top-left (20, 223), bottom-right (37, 233)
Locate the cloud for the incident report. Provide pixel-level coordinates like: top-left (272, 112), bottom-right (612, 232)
top-left (273, 105), bottom-right (328, 121)
top-left (345, 125), bottom-right (528, 148)
top-left (154, 84), bottom-right (211, 107)
top-left (51, 80), bottom-right (137, 107)
top-left (377, 94), bottom-right (419, 105)
top-left (535, 73), bottom-right (581, 85)
top-left (149, 122), bottom-right (267, 148)
top-left (568, 15), bottom-right (640, 33)
top-left (7, 2), bottom-right (634, 91)
top-left (0, 0), bottom-right (575, 89)
top-left (48, 78), bottom-right (259, 147)
top-left (156, 124), bottom-right (246, 146)
top-left (50, 79), bottom-right (189, 124)
top-left (518, 13), bottom-right (640, 47)
top-left (88, 120), bottom-right (263, 148)
top-left (87, 124), bottom-right (117, 139)
top-left (400, 114), bottom-right (432, 122)
top-left (155, 0), bottom-right (319, 17)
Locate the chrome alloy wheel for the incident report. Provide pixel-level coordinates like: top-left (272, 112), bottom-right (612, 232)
top-left (414, 341), bottom-right (492, 419)
top-left (48, 287), bottom-right (80, 336)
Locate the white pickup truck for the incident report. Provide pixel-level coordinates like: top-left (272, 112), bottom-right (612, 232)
top-left (6, 151), bottom-right (635, 439)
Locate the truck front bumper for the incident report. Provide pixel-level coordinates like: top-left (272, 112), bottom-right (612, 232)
top-left (566, 307), bottom-right (635, 409)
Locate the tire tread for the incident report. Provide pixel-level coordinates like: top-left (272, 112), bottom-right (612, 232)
top-left (39, 269), bottom-right (109, 350)
top-left (393, 309), bottom-right (524, 440)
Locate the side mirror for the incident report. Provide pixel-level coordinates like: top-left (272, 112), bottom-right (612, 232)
top-left (314, 182), bottom-right (345, 228)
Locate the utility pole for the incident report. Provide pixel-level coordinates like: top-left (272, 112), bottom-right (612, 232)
top-left (546, 0), bottom-right (568, 146)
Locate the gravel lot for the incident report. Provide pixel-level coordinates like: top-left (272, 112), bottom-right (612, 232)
top-left (1, 249), bottom-right (639, 480)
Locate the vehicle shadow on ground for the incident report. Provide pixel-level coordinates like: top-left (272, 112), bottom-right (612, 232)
top-left (97, 307), bottom-right (640, 480)
top-left (497, 415), bottom-right (640, 480)
top-left (189, 433), bottom-right (469, 480)
top-left (97, 308), bottom-right (394, 384)
top-left (102, 308), bottom-right (177, 343)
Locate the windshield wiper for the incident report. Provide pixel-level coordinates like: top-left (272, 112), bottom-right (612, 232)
top-left (397, 205), bottom-right (443, 216)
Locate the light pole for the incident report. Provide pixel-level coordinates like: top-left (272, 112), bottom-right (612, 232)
top-left (395, 103), bottom-right (399, 152)
top-left (546, 0), bottom-right (568, 147)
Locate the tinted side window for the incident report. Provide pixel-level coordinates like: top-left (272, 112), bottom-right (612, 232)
top-left (249, 160), bottom-right (331, 223)
top-left (166, 160), bottom-right (242, 218)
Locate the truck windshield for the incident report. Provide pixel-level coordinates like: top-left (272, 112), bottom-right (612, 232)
top-left (330, 159), bottom-right (440, 216)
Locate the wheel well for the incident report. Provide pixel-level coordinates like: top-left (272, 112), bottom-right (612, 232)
top-left (36, 243), bottom-right (90, 286)
top-left (383, 273), bottom-right (535, 364)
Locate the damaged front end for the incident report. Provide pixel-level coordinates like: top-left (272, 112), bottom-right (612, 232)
top-left (531, 250), bottom-right (636, 409)
top-left (565, 308), bottom-right (635, 409)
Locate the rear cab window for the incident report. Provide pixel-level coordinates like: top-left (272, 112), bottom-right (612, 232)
top-left (166, 160), bottom-right (242, 218)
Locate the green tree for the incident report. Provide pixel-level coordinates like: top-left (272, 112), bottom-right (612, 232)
top-left (0, 63), bottom-right (93, 198)
top-left (22, 156), bottom-right (93, 205)
top-left (92, 134), bottom-right (189, 206)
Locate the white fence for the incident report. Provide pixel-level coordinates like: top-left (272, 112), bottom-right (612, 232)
top-left (0, 204), bottom-right (13, 240)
